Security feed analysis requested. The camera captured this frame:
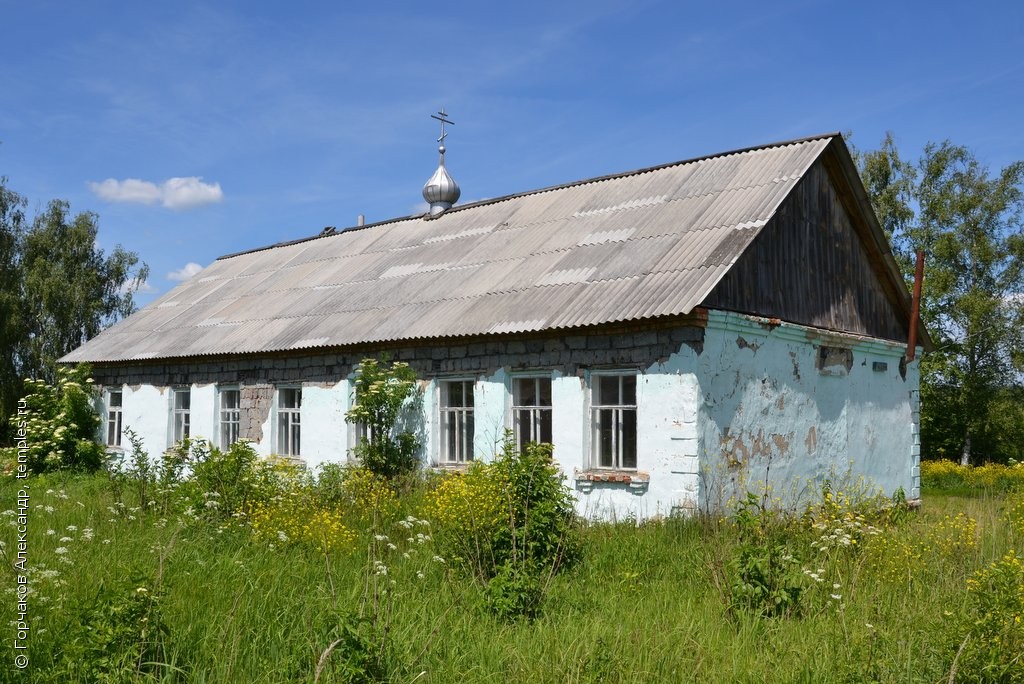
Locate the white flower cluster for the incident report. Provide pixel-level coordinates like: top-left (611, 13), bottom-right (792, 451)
top-left (810, 514), bottom-right (879, 552)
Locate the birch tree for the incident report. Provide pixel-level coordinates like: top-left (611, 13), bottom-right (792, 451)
top-left (856, 135), bottom-right (1024, 464)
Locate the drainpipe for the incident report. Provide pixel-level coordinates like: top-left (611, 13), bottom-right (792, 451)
top-left (906, 251), bottom-right (925, 361)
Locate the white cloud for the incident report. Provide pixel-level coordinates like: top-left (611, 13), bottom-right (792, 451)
top-left (160, 177), bottom-right (224, 209)
top-left (117, 279), bottom-right (158, 295)
top-left (167, 262), bottom-right (204, 282)
top-left (89, 176), bottom-right (223, 210)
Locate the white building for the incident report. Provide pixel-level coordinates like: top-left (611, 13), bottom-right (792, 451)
top-left (64, 133), bottom-right (929, 519)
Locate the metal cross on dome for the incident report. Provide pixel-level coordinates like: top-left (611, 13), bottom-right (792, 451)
top-left (430, 108), bottom-right (454, 146)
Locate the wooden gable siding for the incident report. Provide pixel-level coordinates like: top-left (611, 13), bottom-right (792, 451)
top-left (702, 157), bottom-right (908, 342)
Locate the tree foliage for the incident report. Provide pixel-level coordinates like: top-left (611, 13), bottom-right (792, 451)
top-left (0, 178), bottom-right (26, 441)
top-left (855, 135), bottom-right (1024, 464)
top-left (20, 199), bottom-right (148, 381)
top-left (0, 363), bottom-right (105, 474)
top-left (0, 176), bottom-right (147, 443)
top-left (346, 357), bottom-right (421, 479)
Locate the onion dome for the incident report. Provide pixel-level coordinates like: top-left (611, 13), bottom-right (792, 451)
top-left (422, 110), bottom-right (460, 216)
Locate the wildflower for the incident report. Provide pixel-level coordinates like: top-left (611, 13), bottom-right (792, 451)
top-left (54, 547), bottom-right (68, 555)
top-left (830, 594), bottom-right (842, 600)
top-left (387, 543), bottom-right (397, 551)
top-left (58, 537), bottom-right (72, 543)
top-left (374, 534), bottom-right (389, 542)
top-left (136, 587), bottom-right (149, 594)
top-left (416, 571), bottom-right (425, 579)
top-left (65, 525), bottom-right (77, 532)
top-left (102, 539), bottom-right (111, 544)
top-left (432, 555), bottom-right (445, 563)
top-left (46, 529), bottom-right (56, 536)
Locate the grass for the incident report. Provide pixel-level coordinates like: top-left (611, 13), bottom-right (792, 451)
top-left (0, 467), bottom-right (1021, 683)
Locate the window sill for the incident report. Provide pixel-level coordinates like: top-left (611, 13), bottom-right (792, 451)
top-left (433, 461), bottom-right (474, 473)
top-left (574, 469), bottom-right (649, 495)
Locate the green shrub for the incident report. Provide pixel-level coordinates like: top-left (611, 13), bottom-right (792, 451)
top-left (175, 439), bottom-right (294, 519)
top-left (953, 550), bottom-right (1024, 682)
top-left (425, 438), bottom-right (579, 620)
top-left (49, 581), bottom-right (171, 683)
top-left (427, 439), bottom-right (579, 583)
top-left (107, 427), bottom-right (189, 515)
top-left (313, 463), bottom-right (400, 525)
top-left (346, 357), bottom-right (421, 479)
top-left (483, 561), bottom-right (544, 622)
top-left (490, 440), bottom-right (581, 574)
top-left (725, 492), bottom-right (805, 618)
top-left (314, 613), bottom-right (390, 684)
top-left (1, 363), bottom-right (104, 474)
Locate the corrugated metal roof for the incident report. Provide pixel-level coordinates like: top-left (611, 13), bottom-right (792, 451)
top-left (63, 135), bottom-right (837, 363)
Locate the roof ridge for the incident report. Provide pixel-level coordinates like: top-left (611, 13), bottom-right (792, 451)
top-left (216, 132), bottom-right (839, 261)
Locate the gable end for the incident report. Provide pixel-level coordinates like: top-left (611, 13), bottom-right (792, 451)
top-left (701, 152), bottom-right (909, 342)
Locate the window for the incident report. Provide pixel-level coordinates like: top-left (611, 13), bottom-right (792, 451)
top-left (277, 388), bottom-right (301, 457)
top-left (172, 388), bottom-right (191, 444)
top-left (439, 380), bottom-right (474, 463)
top-left (591, 374), bottom-right (637, 470)
top-left (219, 388), bottom-right (240, 449)
top-left (512, 377), bottom-right (552, 449)
top-left (105, 390), bottom-right (123, 447)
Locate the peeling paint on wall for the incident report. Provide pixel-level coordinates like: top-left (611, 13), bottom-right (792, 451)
top-left (96, 312), bottom-right (919, 520)
top-left (735, 336), bottom-right (761, 352)
top-left (700, 310), bottom-right (917, 510)
top-left (805, 426), bottom-right (817, 454)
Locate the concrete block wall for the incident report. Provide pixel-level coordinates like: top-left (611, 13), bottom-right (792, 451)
top-left (696, 311), bottom-right (919, 511)
top-left (90, 314), bottom-right (918, 519)
top-left (92, 323), bottom-right (702, 473)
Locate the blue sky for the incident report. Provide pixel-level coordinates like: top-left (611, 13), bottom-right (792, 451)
top-left (2, 1), bottom-right (1022, 303)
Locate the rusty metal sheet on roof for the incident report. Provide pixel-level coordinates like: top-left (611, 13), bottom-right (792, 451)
top-left (62, 136), bottom-right (834, 363)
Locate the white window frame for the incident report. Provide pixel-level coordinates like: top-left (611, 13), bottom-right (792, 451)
top-left (590, 372), bottom-right (638, 470)
top-left (171, 388), bottom-right (191, 445)
top-left (218, 386), bottom-right (241, 450)
top-left (276, 387), bottom-right (302, 458)
top-left (105, 389), bottom-right (123, 448)
top-left (510, 375), bottom-right (553, 450)
top-left (438, 379), bottom-right (475, 464)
